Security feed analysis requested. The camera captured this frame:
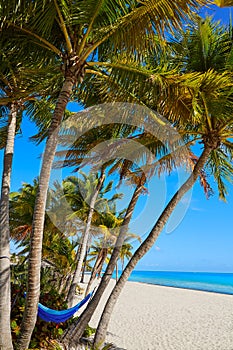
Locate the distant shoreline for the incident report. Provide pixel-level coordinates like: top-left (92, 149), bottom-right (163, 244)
top-left (126, 278), bottom-right (233, 296)
top-left (111, 270), bottom-right (233, 296)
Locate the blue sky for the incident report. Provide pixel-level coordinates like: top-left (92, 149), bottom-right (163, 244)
top-left (1, 4), bottom-right (233, 273)
top-left (199, 3), bottom-right (232, 22)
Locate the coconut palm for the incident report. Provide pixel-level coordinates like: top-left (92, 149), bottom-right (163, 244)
top-left (84, 208), bottom-right (125, 297)
top-left (55, 119), bottom-right (147, 305)
top-left (115, 235), bottom-right (141, 281)
top-left (62, 172), bottom-right (146, 345)
top-left (55, 119), bottom-right (162, 309)
top-left (9, 180), bottom-right (77, 276)
top-left (0, 44), bottom-right (57, 349)
top-left (94, 83), bottom-right (233, 347)
top-left (77, 23), bottom-right (233, 344)
top-left (85, 243), bottom-right (110, 296)
top-left (9, 181), bottom-right (39, 243)
top-left (65, 171), bottom-right (105, 306)
top-left (64, 171), bottom-right (123, 306)
top-left (118, 242), bottom-right (134, 272)
top-left (93, 21), bottom-right (233, 346)
top-left (0, 105), bottom-right (16, 350)
top-left (60, 94), bottom-right (200, 345)
top-left (168, 16), bottom-right (233, 73)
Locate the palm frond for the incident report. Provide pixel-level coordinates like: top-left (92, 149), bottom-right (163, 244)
top-left (206, 147), bottom-right (233, 200)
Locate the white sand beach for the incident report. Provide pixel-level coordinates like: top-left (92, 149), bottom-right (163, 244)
top-left (77, 279), bottom-right (233, 350)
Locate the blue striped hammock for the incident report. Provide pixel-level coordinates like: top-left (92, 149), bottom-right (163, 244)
top-left (37, 291), bottom-right (94, 323)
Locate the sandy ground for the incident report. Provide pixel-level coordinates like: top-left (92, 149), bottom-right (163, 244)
top-left (76, 278), bottom-right (233, 350)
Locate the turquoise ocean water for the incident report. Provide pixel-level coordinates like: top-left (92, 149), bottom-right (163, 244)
top-left (113, 270), bottom-right (233, 295)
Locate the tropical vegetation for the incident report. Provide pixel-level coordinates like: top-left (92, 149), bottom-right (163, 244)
top-left (0, 1), bottom-right (232, 350)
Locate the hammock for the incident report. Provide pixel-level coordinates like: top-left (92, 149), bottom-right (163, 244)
top-left (37, 291), bottom-right (94, 323)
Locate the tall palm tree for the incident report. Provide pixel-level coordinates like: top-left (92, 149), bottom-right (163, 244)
top-left (0, 103), bottom-right (17, 350)
top-left (0, 45), bottom-right (55, 349)
top-left (85, 208), bottom-right (126, 297)
top-left (94, 94), bottom-right (233, 348)
top-left (55, 120), bottom-right (164, 309)
top-left (2, 2), bottom-right (208, 348)
top-left (60, 99), bottom-right (197, 345)
top-left (118, 242), bottom-right (134, 272)
top-left (85, 243), bottom-right (110, 297)
top-left (62, 173), bottom-right (146, 346)
top-left (115, 235), bottom-right (141, 281)
top-left (65, 171), bottom-right (119, 306)
top-left (93, 20), bottom-right (233, 345)
top-left (9, 179), bottom-right (77, 278)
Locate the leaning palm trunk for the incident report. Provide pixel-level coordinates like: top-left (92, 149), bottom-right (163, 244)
top-left (115, 262), bottom-right (118, 282)
top-left (0, 103), bottom-right (17, 350)
top-left (16, 75), bottom-right (76, 350)
top-left (85, 247), bottom-right (108, 297)
top-left (67, 169), bottom-right (105, 307)
top-left (62, 181), bottom-right (144, 346)
top-left (80, 247), bottom-right (89, 283)
top-left (60, 274), bottom-right (73, 296)
top-left (94, 145), bottom-right (213, 346)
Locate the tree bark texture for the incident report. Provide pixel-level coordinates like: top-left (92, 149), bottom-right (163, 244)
top-left (16, 76), bottom-right (75, 350)
top-left (0, 103), bottom-right (17, 350)
top-left (85, 247), bottom-right (108, 297)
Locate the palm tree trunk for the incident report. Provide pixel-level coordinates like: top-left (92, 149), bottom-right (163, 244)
top-left (80, 248), bottom-right (89, 283)
top-left (16, 75), bottom-right (76, 350)
top-left (0, 103), bottom-right (17, 350)
top-left (66, 169), bottom-right (105, 307)
top-left (121, 258), bottom-right (124, 272)
top-left (85, 248), bottom-right (108, 297)
top-left (63, 274), bottom-right (73, 295)
top-left (58, 274), bottom-right (66, 294)
top-left (96, 250), bottom-right (107, 279)
top-left (115, 261), bottom-right (118, 283)
top-left (94, 145), bottom-right (212, 346)
top-left (62, 181), bottom-right (143, 346)
top-left (85, 252), bottom-right (102, 297)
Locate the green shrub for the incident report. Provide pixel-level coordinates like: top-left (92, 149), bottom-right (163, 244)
top-left (11, 283), bottom-right (74, 349)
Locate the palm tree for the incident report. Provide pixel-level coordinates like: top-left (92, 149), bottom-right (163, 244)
top-left (85, 242), bottom-right (110, 297)
top-left (0, 103), bottom-right (17, 350)
top-left (0, 45), bottom-right (55, 349)
top-left (9, 179), bottom-right (77, 279)
top-left (115, 236), bottom-right (141, 282)
top-left (94, 101), bottom-right (233, 347)
top-left (60, 94), bottom-right (198, 345)
top-left (93, 20), bottom-right (233, 345)
top-left (62, 173), bottom-right (146, 345)
top-left (1, 1), bottom-right (208, 346)
top-left (45, 171), bottom-right (122, 303)
top-left (118, 242), bottom-right (134, 272)
top-left (65, 171), bottom-right (118, 306)
top-left (168, 16), bottom-right (233, 74)
top-left (85, 208), bottom-right (125, 297)
top-left (55, 120), bottom-right (159, 308)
